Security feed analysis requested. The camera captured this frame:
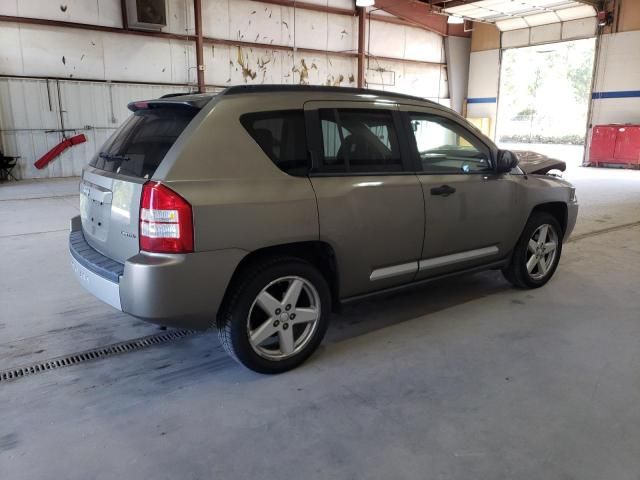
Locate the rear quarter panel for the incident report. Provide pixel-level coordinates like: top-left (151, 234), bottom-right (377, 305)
top-left (154, 95), bottom-right (319, 253)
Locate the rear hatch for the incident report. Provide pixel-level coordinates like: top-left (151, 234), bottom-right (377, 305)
top-left (80, 94), bottom-right (210, 264)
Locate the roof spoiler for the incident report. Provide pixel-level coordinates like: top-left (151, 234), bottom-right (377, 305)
top-left (160, 92), bottom-right (198, 98)
top-left (127, 96), bottom-right (212, 112)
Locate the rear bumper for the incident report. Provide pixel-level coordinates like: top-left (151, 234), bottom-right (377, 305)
top-left (70, 243), bottom-right (123, 310)
top-left (69, 216), bottom-right (123, 310)
top-left (69, 216), bottom-right (246, 330)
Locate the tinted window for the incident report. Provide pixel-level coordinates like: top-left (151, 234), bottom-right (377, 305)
top-left (410, 114), bottom-right (491, 174)
top-left (318, 109), bottom-right (403, 173)
top-left (91, 107), bottom-right (196, 178)
top-left (241, 110), bottom-right (309, 176)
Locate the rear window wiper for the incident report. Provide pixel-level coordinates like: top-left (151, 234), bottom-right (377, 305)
top-left (99, 152), bottom-right (130, 162)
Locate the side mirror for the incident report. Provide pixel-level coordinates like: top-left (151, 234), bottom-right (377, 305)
top-left (497, 149), bottom-right (519, 173)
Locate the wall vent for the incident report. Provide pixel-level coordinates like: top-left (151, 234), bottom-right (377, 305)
top-left (126, 0), bottom-right (167, 31)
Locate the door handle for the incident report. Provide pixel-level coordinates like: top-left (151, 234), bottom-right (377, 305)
top-left (430, 185), bottom-right (456, 197)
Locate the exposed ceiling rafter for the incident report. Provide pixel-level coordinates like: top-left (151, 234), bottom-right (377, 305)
top-left (373, 0), bottom-right (471, 37)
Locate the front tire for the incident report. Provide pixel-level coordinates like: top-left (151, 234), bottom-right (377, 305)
top-left (216, 256), bottom-right (331, 374)
top-left (503, 212), bottom-right (563, 289)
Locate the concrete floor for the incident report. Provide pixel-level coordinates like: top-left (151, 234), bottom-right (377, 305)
top-left (1, 166), bottom-right (639, 479)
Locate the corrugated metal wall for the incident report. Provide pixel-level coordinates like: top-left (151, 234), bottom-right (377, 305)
top-left (0, 78), bottom-right (189, 178)
top-left (0, 0), bottom-right (449, 179)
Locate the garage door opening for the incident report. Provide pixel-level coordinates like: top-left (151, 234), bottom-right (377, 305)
top-left (496, 38), bottom-right (596, 168)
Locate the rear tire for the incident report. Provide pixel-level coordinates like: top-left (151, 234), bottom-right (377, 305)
top-left (503, 212), bottom-right (563, 289)
top-left (216, 256), bottom-right (331, 374)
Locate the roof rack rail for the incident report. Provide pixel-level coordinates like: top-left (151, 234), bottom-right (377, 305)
top-left (221, 84), bottom-right (433, 103)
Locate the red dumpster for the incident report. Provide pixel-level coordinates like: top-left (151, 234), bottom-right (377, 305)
top-left (590, 124), bottom-right (640, 168)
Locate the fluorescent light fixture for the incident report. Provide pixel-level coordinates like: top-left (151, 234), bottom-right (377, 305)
top-left (447, 15), bottom-right (465, 24)
top-left (355, 0), bottom-right (374, 7)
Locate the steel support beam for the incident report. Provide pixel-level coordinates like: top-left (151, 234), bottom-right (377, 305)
top-left (194, 0), bottom-right (205, 93)
top-left (357, 8), bottom-right (366, 88)
top-left (120, 0), bottom-right (128, 29)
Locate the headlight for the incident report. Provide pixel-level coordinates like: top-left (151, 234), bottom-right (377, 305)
top-left (569, 188), bottom-right (577, 202)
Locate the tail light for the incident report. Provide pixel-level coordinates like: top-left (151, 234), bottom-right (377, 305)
top-left (140, 182), bottom-right (194, 253)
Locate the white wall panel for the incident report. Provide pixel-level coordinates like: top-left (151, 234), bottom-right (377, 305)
top-left (327, 13), bottom-right (356, 53)
top-left (292, 53), bottom-right (329, 85)
top-left (590, 98), bottom-right (640, 126)
top-left (293, 9), bottom-right (328, 51)
top-left (404, 26), bottom-right (443, 63)
top-left (203, 43), bottom-right (356, 87)
top-left (171, 41), bottom-right (196, 85)
top-left (590, 31), bottom-right (640, 127)
top-left (6, 0), bottom-right (193, 32)
top-left (368, 21), bottom-right (405, 60)
top-left (445, 36), bottom-right (471, 114)
top-left (164, 0), bottom-right (194, 35)
top-left (467, 49), bottom-right (500, 100)
top-left (103, 34), bottom-right (190, 83)
top-left (366, 58), bottom-right (447, 99)
top-left (233, 46), bottom-right (286, 84)
top-left (325, 55), bottom-right (356, 86)
top-left (0, 0), bottom-right (18, 16)
top-left (202, 0), bottom-right (231, 38)
top-left (19, 24), bottom-right (105, 79)
top-left (229, 0), bottom-right (284, 46)
top-left (0, 23), bottom-right (23, 76)
top-left (467, 49), bottom-right (500, 139)
top-left (15, 0), bottom-right (122, 28)
top-left (402, 63), bottom-right (448, 99)
top-left (0, 22), bottom-right (193, 84)
top-left (593, 31), bottom-right (640, 93)
top-left (204, 43), bottom-right (232, 85)
top-left (0, 78), bottom-right (189, 179)
top-left (367, 20), bottom-right (444, 64)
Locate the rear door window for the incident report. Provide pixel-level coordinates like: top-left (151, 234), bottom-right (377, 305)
top-left (241, 110), bottom-right (310, 176)
top-left (317, 109), bottom-right (403, 173)
top-left (91, 107), bottom-right (196, 179)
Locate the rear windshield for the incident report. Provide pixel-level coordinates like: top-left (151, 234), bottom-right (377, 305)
top-left (90, 107), bottom-right (196, 178)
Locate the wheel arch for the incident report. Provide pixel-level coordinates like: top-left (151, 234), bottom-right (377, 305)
top-left (219, 241), bottom-right (340, 314)
top-left (530, 202), bottom-right (568, 238)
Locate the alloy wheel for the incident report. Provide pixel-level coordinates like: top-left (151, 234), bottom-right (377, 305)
top-left (246, 276), bottom-right (321, 361)
top-left (526, 223), bottom-right (558, 280)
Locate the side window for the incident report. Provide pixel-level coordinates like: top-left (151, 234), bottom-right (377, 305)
top-left (317, 109), bottom-right (403, 173)
top-left (409, 114), bottom-right (492, 174)
top-left (241, 110), bottom-right (309, 176)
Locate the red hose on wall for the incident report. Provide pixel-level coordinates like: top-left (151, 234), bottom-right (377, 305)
top-left (34, 134), bottom-right (87, 170)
